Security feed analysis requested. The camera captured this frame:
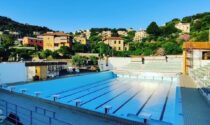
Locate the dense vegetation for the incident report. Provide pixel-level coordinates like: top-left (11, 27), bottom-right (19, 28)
top-left (0, 16), bottom-right (52, 37)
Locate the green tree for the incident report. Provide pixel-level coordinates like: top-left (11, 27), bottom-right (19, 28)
top-left (39, 49), bottom-right (52, 59)
top-left (0, 34), bottom-right (14, 49)
top-left (123, 31), bottom-right (135, 43)
top-left (146, 22), bottom-right (161, 36)
top-left (97, 42), bottom-right (112, 58)
top-left (72, 42), bottom-right (86, 52)
top-left (162, 22), bottom-right (179, 36)
top-left (58, 46), bottom-right (73, 58)
top-left (111, 29), bottom-right (119, 37)
top-left (162, 41), bottom-right (182, 54)
top-left (71, 55), bottom-right (87, 67)
top-left (89, 56), bottom-right (98, 65)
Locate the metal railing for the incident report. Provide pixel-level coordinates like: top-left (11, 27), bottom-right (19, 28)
top-left (0, 99), bottom-right (72, 125)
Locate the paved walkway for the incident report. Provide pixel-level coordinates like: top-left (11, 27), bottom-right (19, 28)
top-left (180, 75), bottom-right (210, 125)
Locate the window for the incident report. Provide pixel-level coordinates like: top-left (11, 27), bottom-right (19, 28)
top-left (114, 41), bottom-right (116, 44)
top-left (54, 43), bottom-right (59, 47)
top-left (119, 41), bottom-right (121, 44)
top-left (119, 47), bottom-right (121, 50)
top-left (202, 51), bottom-right (210, 60)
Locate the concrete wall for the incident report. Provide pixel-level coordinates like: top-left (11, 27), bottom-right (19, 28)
top-left (0, 63), bottom-right (27, 84)
top-left (99, 55), bottom-right (182, 71)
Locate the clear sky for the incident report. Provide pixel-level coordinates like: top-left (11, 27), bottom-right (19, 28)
top-left (0, 0), bottom-right (210, 32)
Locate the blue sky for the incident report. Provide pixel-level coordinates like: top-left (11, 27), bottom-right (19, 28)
top-left (0, 0), bottom-right (210, 32)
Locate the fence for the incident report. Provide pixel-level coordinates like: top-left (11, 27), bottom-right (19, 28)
top-left (0, 99), bottom-right (72, 125)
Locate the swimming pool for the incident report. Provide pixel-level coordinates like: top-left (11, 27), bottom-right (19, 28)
top-left (4, 71), bottom-right (180, 125)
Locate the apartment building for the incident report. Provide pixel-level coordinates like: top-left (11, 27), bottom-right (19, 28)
top-left (134, 30), bottom-right (148, 42)
top-left (101, 31), bottom-right (112, 39)
top-left (175, 22), bottom-right (190, 33)
top-left (83, 30), bottom-right (91, 39)
top-left (22, 37), bottom-right (43, 48)
top-left (117, 30), bottom-right (128, 36)
top-left (74, 35), bottom-right (88, 45)
top-left (43, 32), bottom-right (71, 51)
top-left (103, 37), bottom-right (129, 51)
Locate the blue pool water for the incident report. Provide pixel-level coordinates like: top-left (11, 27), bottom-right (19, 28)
top-left (6, 71), bottom-right (180, 124)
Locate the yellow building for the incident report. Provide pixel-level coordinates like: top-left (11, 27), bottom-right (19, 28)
top-left (74, 36), bottom-right (88, 45)
top-left (103, 37), bottom-right (129, 51)
top-left (35, 66), bottom-right (48, 80)
top-left (182, 42), bottom-right (210, 75)
top-left (43, 32), bottom-right (71, 51)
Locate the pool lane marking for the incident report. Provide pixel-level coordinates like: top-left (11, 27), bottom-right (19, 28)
top-left (94, 88), bottom-right (131, 110)
top-left (80, 80), bottom-right (135, 106)
top-left (136, 83), bottom-right (161, 116)
top-left (80, 84), bottom-right (131, 106)
top-left (159, 82), bottom-right (173, 121)
top-left (112, 87), bottom-right (144, 114)
top-left (66, 80), bottom-right (127, 103)
top-left (46, 78), bottom-right (115, 98)
top-left (95, 83), bottom-right (144, 110)
top-left (58, 79), bottom-right (117, 99)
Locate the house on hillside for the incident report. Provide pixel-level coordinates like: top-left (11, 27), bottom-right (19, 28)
top-left (103, 37), bottom-right (129, 51)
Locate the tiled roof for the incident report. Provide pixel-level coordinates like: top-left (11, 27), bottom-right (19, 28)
top-left (42, 32), bottom-right (69, 36)
top-left (183, 42), bottom-right (210, 49)
top-left (105, 37), bottom-right (123, 40)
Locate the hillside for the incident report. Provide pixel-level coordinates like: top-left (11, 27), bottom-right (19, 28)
top-left (0, 16), bottom-right (52, 37)
top-left (182, 12), bottom-right (210, 41)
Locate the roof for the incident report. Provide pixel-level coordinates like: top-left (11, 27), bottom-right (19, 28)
top-left (104, 37), bottom-right (123, 40)
top-left (25, 61), bottom-right (67, 66)
top-left (24, 37), bottom-right (43, 41)
top-left (182, 42), bottom-right (210, 49)
top-left (42, 32), bottom-right (69, 36)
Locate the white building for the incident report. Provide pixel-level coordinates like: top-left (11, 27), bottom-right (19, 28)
top-left (0, 62), bottom-right (67, 84)
top-left (101, 31), bottom-right (112, 38)
top-left (117, 31), bottom-right (128, 36)
top-left (134, 30), bottom-right (148, 42)
top-left (175, 22), bottom-right (190, 33)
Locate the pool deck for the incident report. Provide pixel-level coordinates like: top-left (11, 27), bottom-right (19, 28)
top-left (180, 75), bottom-right (210, 125)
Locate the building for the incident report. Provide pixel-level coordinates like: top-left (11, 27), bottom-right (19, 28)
top-left (0, 61), bottom-right (67, 84)
top-left (83, 30), bottom-right (91, 39)
top-left (127, 28), bottom-right (134, 32)
top-left (117, 31), bottom-right (128, 36)
top-left (103, 37), bottom-right (129, 51)
top-left (175, 22), bottom-right (190, 33)
top-left (22, 37), bottom-right (43, 48)
top-left (42, 32), bottom-right (71, 51)
top-left (74, 35), bottom-right (88, 45)
top-left (134, 30), bottom-right (148, 42)
top-left (26, 61), bottom-right (67, 80)
top-left (101, 31), bottom-right (112, 39)
top-left (9, 31), bottom-right (20, 36)
top-left (182, 42), bottom-right (210, 74)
